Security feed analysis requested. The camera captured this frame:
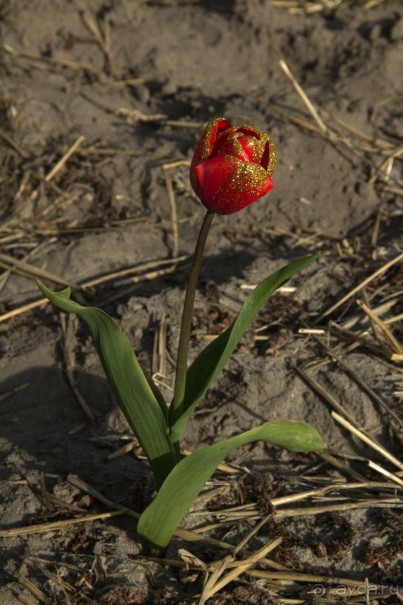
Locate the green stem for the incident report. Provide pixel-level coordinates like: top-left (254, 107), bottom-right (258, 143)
top-left (170, 211), bottom-right (214, 427)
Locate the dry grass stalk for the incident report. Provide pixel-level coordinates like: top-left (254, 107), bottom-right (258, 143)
top-left (203, 510), bottom-right (259, 525)
top-left (192, 515), bottom-right (260, 534)
top-left (279, 60), bottom-right (327, 133)
top-left (44, 136), bottom-right (85, 182)
top-left (207, 497), bottom-right (402, 527)
top-left (199, 537), bottom-right (283, 603)
top-left (178, 549), bottom-right (208, 581)
top-left (23, 559), bottom-right (96, 605)
top-left (0, 240), bottom-right (56, 295)
top-left (329, 320), bottom-right (388, 357)
top-left (160, 543), bottom-right (398, 603)
top-left (2, 43), bottom-right (96, 72)
top-left (38, 474), bottom-right (87, 514)
top-left (32, 219), bottom-right (147, 236)
top-left (163, 163), bottom-right (181, 259)
top-left (151, 557), bottom-right (395, 604)
top-left (265, 102), bottom-right (322, 137)
top-left (117, 107), bottom-right (168, 123)
top-left (386, 312), bottom-right (403, 327)
top-left (269, 570), bottom-right (378, 588)
top-left (82, 11), bottom-right (113, 73)
top-left (193, 486), bottom-right (232, 505)
top-left (197, 555), bottom-right (232, 605)
top-left (0, 382), bottom-right (29, 403)
top-left (17, 596), bottom-right (38, 605)
top-left (83, 255), bottom-right (188, 288)
top-left (271, 0), bottom-right (391, 16)
top-left (368, 460), bottom-right (403, 487)
top-left (67, 474), bottom-right (235, 552)
top-left (368, 143), bottom-right (403, 185)
top-left (271, 0), bottom-right (343, 14)
top-left (371, 207), bottom-right (383, 245)
top-left (165, 119), bottom-right (203, 128)
top-left (99, 261), bottom-right (190, 306)
top-left (152, 313), bottom-right (169, 386)
top-left (26, 558), bottom-right (73, 594)
top-left (0, 510), bottom-right (124, 538)
top-left (364, 0), bottom-right (389, 7)
top-left (296, 368), bottom-right (403, 484)
top-left (296, 368), bottom-right (359, 427)
top-left (0, 259), bottom-right (40, 282)
top-left (18, 577), bottom-right (48, 603)
top-left (314, 338), bottom-right (403, 431)
top-left (331, 411), bottom-right (403, 471)
top-left (149, 551), bottom-right (394, 603)
top-left (204, 473), bottom-right (400, 520)
top-left (0, 298), bottom-right (50, 323)
top-left (0, 256), bottom-right (188, 323)
top-left (0, 124), bottom-right (28, 158)
top-left (234, 512), bottom-right (280, 555)
top-left (107, 440), bottom-right (137, 461)
top-left (340, 297), bottom-right (398, 331)
top-left (383, 184), bottom-right (403, 197)
top-left (0, 252), bottom-right (80, 289)
top-left (332, 115), bottom-right (394, 151)
top-left (60, 313), bottom-right (95, 421)
top-left (247, 569), bottom-right (388, 591)
top-left (263, 224), bottom-right (328, 249)
top-left (269, 61), bottom-right (401, 202)
top-left (320, 451), bottom-right (368, 481)
top-left (357, 299), bottom-right (403, 357)
top-left (272, 480), bottom-right (402, 510)
top-left (117, 107), bottom-right (202, 128)
top-left (321, 252), bottom-right (403, 318)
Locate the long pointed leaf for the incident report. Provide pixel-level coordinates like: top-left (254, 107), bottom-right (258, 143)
top-left (138, 420), bottom-right (325, 548)
top-left (169, 254), bottom-right (319, 439)
top-left (37, 281), bottom-right (177, 486)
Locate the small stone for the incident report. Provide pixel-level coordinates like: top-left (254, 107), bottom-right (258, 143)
top-left (131, 83), bottom-right (150, 104)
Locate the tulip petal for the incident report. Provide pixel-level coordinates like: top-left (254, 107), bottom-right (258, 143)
top-left (213, 131), bottom-right (251, 162)
top-left (212, 127), bottom-right (275, 170)
top-left (196, 155), bottom-right (273, 215)
top-left (192, 118), bottom-right (231, 167)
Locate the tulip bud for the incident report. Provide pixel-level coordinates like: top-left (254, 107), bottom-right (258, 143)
top-left (190, 117), bottom-right (276, 215)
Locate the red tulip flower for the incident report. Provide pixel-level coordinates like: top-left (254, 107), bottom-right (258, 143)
top-left (190, 117), bottom-right (276, 215)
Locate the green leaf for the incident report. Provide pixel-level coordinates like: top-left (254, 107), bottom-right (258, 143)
top-left (138, 420), bottom-right (326, 548)
top-left (37, 281), bottom-right (177, 486)
top-left (169, 253), bottom-right (319, 439)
